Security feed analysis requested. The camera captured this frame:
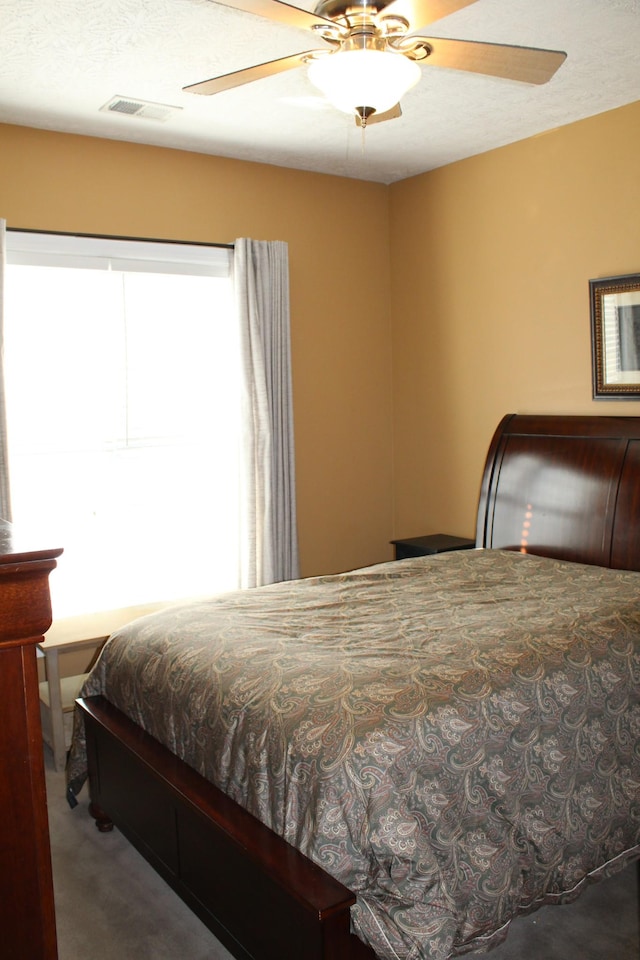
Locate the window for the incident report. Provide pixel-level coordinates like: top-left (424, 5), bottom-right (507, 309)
top-left (4, 231), bottom-right (241, 618)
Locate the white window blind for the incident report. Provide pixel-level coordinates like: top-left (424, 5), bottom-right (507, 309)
top-left (4, 231), bottom-right (241, 618)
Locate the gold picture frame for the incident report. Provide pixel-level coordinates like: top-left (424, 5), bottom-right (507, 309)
top-left (590, 273), bottom-right (640, 399)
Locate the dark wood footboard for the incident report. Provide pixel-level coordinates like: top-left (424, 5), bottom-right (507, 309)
top-left (78, 695), bottom-right (377, 960)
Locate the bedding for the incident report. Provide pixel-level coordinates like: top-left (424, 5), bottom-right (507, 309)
top-left (68, 548), bottom-right (640, 960)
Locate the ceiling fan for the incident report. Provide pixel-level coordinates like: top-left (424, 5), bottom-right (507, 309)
top-left (183, 0), bottom-right (567, 126)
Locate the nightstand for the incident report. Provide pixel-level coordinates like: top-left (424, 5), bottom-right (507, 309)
top-left (390, 533), bottom-right (475, 560)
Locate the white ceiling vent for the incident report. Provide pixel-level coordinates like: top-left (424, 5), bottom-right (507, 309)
top-left (100, 96), bottom-right (182, 122)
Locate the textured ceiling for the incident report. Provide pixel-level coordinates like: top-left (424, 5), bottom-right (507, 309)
top-left (1, 0), bottom-right (639, 184)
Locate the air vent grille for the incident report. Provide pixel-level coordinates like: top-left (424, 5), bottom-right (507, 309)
top-left (100, 96), bottom-right (182, 122)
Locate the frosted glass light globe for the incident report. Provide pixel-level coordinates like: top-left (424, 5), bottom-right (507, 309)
top-left (308, 49), bottom-right (420, 116)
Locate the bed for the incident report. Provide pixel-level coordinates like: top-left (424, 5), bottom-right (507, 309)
top-left (68, 413), bottom-right (640, 960)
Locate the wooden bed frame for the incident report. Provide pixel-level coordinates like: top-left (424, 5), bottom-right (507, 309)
top-left (77, 414), bottom-right (640, 960)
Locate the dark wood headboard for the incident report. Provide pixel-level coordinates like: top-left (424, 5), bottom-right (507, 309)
top-left (476, 414), bottom-right (640, 571)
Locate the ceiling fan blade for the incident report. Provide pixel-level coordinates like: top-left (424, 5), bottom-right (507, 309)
top-left (205, 0), bottom-right (335, 30)
top-left (356, 103), bottom-right (402, 126)
top-left (417, 36), bottom-right (567, 84)
top-left (376, 0), bottom-right (478, 30)
top-left (184, 51), bottom-right (318, 95)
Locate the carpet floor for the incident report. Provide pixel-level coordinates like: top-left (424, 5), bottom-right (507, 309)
top-left (45, 749), bottom-right (638, 959)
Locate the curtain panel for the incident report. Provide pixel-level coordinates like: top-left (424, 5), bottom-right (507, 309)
top-left (234, 238), bottom-right (299, 588)
top-left (0, 220), bottom-right (11, 520)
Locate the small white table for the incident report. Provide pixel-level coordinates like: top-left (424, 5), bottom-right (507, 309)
top-left (37, 601), bottom-right (172, 771)
top-left (37, 634), bottom-right (107, 772)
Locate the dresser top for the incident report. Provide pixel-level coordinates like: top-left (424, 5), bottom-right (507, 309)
top-left (0, 518), bottom-right (63, 566)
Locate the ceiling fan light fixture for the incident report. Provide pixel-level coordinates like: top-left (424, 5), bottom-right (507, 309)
top-left (308, 48), bottom-right (420, 117)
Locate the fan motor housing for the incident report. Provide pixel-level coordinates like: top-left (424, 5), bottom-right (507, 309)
top-left (315, 0), bottom-right (383, 21)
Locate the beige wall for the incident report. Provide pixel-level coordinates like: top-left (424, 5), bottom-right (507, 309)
top-left (3, 101), bottom-right (640, 579)
top-left (389, 99), bottom-right (640, 544)
top-left (0, 123), bottom-right (393, 577)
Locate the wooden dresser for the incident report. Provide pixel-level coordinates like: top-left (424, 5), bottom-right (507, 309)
top-left (0, 519), bottom-right (62, 959)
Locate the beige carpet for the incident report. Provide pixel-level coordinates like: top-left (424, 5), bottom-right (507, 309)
top-left (45, 749), bottom-right (638, 960)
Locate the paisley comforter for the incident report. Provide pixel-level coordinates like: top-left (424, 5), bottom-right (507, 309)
top-left (68, 549), bottom-right (640, 959)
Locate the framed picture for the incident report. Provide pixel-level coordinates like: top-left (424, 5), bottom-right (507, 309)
top-left (590, 273), bottom-right (640, 399)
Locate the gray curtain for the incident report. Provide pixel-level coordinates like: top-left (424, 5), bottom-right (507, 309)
top-left (234, 238), bottom-right (299, 588)
top-left (0, 220), bottom-right (11, 520)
